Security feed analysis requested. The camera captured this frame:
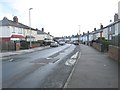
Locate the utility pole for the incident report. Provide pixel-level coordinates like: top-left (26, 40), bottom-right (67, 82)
top-left (29, 8), bottom-right (33, 48)
top-left (78, 25), bottom-right (80, 44)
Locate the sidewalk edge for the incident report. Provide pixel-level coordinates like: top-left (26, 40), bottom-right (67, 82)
top-left (63, 51), bottom-right (81, 88)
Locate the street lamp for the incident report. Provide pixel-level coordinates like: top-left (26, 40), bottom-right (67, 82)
top-left (78, 25), bottom-right (80, 44)
top-left (29, 8), bottom-right (33, 48)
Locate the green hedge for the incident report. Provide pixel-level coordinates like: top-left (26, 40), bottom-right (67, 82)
top-left (20, 40), bottom-right (44, 49)
top-left (97, 37), bottom-right (111, 51)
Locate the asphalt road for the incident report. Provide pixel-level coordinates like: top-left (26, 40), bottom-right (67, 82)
top-left (2, 44), bottom-right (80, 88)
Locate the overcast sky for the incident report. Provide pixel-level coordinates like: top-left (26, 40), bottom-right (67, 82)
top-left (0, 0), bottom-right (119, 37)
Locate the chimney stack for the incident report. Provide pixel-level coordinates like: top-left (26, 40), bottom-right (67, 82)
top-left (83, 32), bottom-right (85, 35)
top-left (100, 24), bottom-right (103, 29)
top-left (94, 28), bottom-right (96, 31)
top-left (114, 13), bottom-right (119, 22)
top-left (13, 16), bottom-right (18, 23)
top-left (42, 28), bottom-right (44, 32)
top-left (87, 31), bottom-right (89, 34)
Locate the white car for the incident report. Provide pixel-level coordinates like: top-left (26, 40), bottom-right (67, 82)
top-left (59, 41), bottom-right (65, 45)
top-left (50, 42), bottom-right (58, 47)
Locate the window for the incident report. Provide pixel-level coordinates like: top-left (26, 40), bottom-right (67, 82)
top-left (12, 27), bottom-right (15, 33)
top-left (115, 23), bottom-right (118, 35)
top-left (109, 27), bottom-right (111, 32)
top-left (109, 35), bottom-right (112, 40)
top-left (18, 28), bottom-right (22, 34)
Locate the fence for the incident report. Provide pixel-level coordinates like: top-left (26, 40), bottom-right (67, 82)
top-left (0, 40), bottom-right (45, 52)
top-left (0, 40), bottom-right (15, 52)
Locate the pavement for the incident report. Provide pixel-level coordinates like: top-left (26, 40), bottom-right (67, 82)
top-left (65, 44), bottom-right (119, 88)
top-left (0, 46), bottom-right (50, 58)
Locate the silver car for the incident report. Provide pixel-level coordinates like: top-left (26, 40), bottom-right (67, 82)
top-left (50, 42), bottom-right (58, 47)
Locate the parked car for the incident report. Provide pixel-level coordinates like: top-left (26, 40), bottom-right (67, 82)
top-left (73, 41), bottom-right (79, 45)
top-left (59, 41), bottom-right (65, 45)
top-left (50, 42), bottom-right (59, 47)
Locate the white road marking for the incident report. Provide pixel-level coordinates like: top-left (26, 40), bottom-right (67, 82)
top-left (46, 58), bottom-right (52, 60)
top-left (9, 59), bottom-right (14, 62)
top-left (71, 52), bottom-right (79, 59)
top-left (65, 52), bottom-right (79, 66)
top-left (64, 52), bottom-right (81, 88)
top-left (65, 59), bottom-right (76, 66)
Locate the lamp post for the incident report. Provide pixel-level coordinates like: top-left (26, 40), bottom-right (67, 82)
top-left (78, 25), bottom-right (80, 44)
top-left (29, 8), bottom-right (33, 48)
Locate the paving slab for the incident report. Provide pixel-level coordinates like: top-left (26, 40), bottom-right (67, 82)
top-left (66, 44), bottom-right (118, 88)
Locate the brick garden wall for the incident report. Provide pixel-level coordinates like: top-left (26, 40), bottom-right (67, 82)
top-left (108, 45), bottom-right (120, 62)
top-left (92, 42), bottom-right (102, 52)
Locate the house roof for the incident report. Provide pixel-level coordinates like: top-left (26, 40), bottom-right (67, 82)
top-left (94, 20), bottom-right (120, 34)
top-left (0, 17), bottom-right (54, 37)
top-left (102, 20), bottom-right (120, 29)
top-left (0, 17), bottom-right (36, 31)
top-left (37, 30), bottom-right (47, 34)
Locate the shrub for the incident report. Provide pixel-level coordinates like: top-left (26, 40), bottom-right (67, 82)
top-left (20, 40), bottom-right (29, 49)
top-left (96, 37), bottom-right (111, 51)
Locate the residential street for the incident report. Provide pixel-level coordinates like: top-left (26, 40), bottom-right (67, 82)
top-left (0, 0), bottom-right (120, 89)
top-left (2, 44), bottom-right (80, 88)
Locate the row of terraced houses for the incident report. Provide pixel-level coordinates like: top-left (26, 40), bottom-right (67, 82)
top-left (80, 19), bottom-right (120, 46)
top-left (0, 16), bottom-right (53, 42)
top-left (0, 16), bottom-right (54, 51)
top-left (80, 12), bottom-right (120, 61)
top-left (81, 1), bottom-right (120, 47)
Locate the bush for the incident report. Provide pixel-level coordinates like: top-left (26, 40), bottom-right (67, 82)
top-left (20, 40), bottom-right (29, 49)
top-left (96, 37), bottom-right (111, 51)
top-left (20, 40), bottom-right (45, 49)
top-left (101, 40), bottom-right (111, 51)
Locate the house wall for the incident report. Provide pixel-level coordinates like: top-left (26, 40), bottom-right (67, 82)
top-left (82, 35), bottom-right (87, 42)
top-left (36, 34), bottom-right (44, 41)
top-left (0, 26), bottom-right (11, 37)
top-left (89, 34), bottom-right (93, 41)
top-left (0, 26), bottom-right (25, 41)
top-left (93, 33), bottom-right (97, 40)
top-left (118, 22), bottom-right (120, 34)
top-left (47, 34), bottom-right (53, 40)
top-left (103, 27), bottom-right (108, 40)
top-left (96, 32), bottom-right (100, 39)
top-left (108, 25), bottom-right (115, 40)
top-left (36, 34), bottom-right (45, 41)
top-left (10, 26), bottom-right (24, 36)
top-left (31, 30), bottom-right (37, 41)
top-left (0, 26), bottom-right (24, 37)
top-left (23, 28), bottom-right (30, 36)
top-left (115, 23), bottom-right (119, 36)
